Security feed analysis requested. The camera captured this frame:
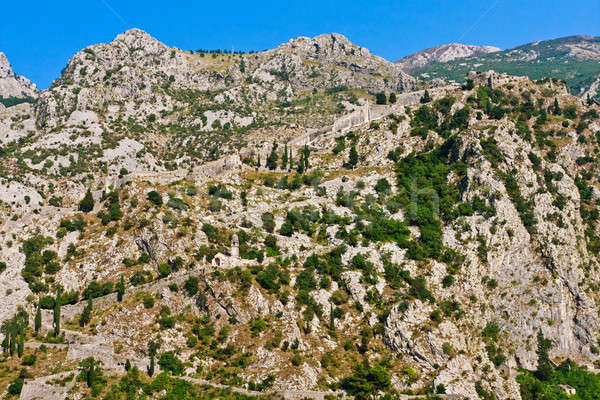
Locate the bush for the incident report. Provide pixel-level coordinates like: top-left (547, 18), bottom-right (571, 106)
top-left (158, 263), bottom-right (172, 278)
top-left (184, 276), bottom-right (199, 296)
top-left (341, 363), bottom-right (391, 400)
top-left (143, 295), bottom-right (155, 309)
top-left (158, 352), bottom-right (184, 375)
top-left (147, 191), bottom-right (163, 206)
top-left (375, 92), bottom-right (387, 105)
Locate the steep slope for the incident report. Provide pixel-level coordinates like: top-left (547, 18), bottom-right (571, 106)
top-left (396, 43), bottom-right (501, 73)
top-left (2, 30), bottom-right (600, 400)
top-left (411, 35), bottom-right (600, 100)
top-left (0, 52), bottom-right (38, 105)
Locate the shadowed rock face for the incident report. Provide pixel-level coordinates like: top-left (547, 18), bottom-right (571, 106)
top-left (395, 43), bottom-right (501, 73)
top-left (0, 52), bottom-right (38, 99)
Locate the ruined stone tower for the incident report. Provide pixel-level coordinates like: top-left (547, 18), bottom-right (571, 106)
top-left (231, 234), bottom-right (239, 258)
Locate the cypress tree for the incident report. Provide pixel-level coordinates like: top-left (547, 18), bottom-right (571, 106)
top-left (53, 288), bottom-right (62, 337)
top-left (266, 142), bottom-right (278, 170)
top-left (348, 145), bottom-right (358, 168)
top-left (281, 144), bottom-right (288, 169)
top-left (34, 302), bottom-right (41, 333)
top-left (147, 341), bottom-right (158, 377)
top-left (553, 97), bottom-right (561, 115)
top-left (17, 334), bottom-right (24, 358)
top-left (125, 359), bottom-right (131, 371)
top-left (80, 298), bottom-right (92, 327)
top-left (420, 90), bottom-right (431, 104)
top-left (117, 276), bottom-right (125, 302)
top-left (79, 188), bottom-right (94, 212)
top-left (8, 323), bottom-right (16, 356)
top-left (303, 145), bottom-right (310, 172)
top-left (288, 150), bottom-right (294, 170)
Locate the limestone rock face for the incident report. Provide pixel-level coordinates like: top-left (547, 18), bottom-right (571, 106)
top-left (396, 43), bottom-right (501, 73)
top-left (0, 52), bottom-right (39, 99)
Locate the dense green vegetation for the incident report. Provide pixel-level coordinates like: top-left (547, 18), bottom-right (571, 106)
top-left (413, 36), bottom-right (600, 99)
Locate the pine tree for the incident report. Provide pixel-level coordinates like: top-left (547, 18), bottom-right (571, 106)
top-left (80, 298), bottom-right (92, 327)
top-left (288, 150), bottom-right (294, 170)
top-left (117, 276), bottom-right (125, 302)
top-left (348, 145), bottom-right (359, 168)
top-left (79, 188), bottom-right (94, 212)
top-left (281, 144), bottom-right (288, 169)
top-left (125, 359), bottom-right (131, 371)
top-left (34, 302), bottom-right (41, 333)
top-left (53, 288), bottom-right (61, 337)
top-left (389, 92), bottom-right (397, 104)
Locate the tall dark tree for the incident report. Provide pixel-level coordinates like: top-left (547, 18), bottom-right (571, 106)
top-left (79, 188), bottom-right (94, 212)
top-left (553, 97), bottom-right (561, 115)
top-left (297, 145), bottom-right (311, 173)
top-left (265, 142), bottom-right (279, 170)
top-left (53, 288), bottom-right (62, 337)
top-left (80, 298), bottom-right (92, 327)
top-left (420, 90), bottom-right (431, 104)
top-left (389, 92), bottom-right (397, 104)
top-left (288, 150), bottom-right (294, 170)
top-left (534, 330), bottom-right (554, 381)
top-left (375, 92), bottom-right (387, 105)
top-left (281, 144), bottom-right (288, 169)
top-left (17, 334), bottom-right (24, 358)
top-left (34, 302), bottom-right (41, 333)
top-left (148, 341), bottom-right (159, 377)
top-left (348, 145), bottom-right (359, 168)
top-left (79, 357), bottom-right (102, 387)
top-left (117, 276), bottom-right (125, 302)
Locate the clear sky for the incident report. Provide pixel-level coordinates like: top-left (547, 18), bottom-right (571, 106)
top-left (1, 0), bottom-right (599, 89)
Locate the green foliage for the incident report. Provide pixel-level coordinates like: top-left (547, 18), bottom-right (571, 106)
top-left (375, 92), bottom-right (387, 105)
top-left (147, 190), bottom-right (163, 206)
top-left (184, 276), bottom-right (199, 296)
top-left (79, 188), bottom-right (95, 212)
top-left (341, 362), bottom-right (391, 400)
top-left (158, 352), bottom-right (184, 375)
top-left (79, 298), bottom-right (93, 327)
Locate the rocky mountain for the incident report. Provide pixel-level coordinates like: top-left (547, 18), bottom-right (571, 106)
top-left (1, 30), bottom-right (600, 400)
top-left (395, 43), bottom-right (501, 73)
top-left (0, 52), bottom-right (38, 104)
top-left (410, 35), bottom-right (600, 100)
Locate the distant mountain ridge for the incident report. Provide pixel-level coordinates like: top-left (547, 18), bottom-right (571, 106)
top-left (404, 35), bottom-right (600, 99)
top-left (395, 43), bottom-right (501, 73)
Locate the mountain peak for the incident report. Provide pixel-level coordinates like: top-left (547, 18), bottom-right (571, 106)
top-left (396, 43), bottom-right (501, 73)
top-left (0, 52), bottom-right (14, 78)
top-left (111, 28), bottom-right (166, 50)
top-left (0, 51), bottom-right (38, 99)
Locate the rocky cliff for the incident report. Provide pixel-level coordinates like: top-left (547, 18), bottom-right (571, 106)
top-left (0, 52), bottom-right (38, 100)
top-left (0, 31), bottom-right (600, 400)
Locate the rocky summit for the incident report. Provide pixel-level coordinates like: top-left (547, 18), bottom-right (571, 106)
top-left (1, 29), bottom-right (600, 400)
top-left (395, 43), bottom-right (501, 74)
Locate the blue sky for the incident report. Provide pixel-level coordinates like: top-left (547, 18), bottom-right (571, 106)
top-left (1, 0), bottom-right (599, 89)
